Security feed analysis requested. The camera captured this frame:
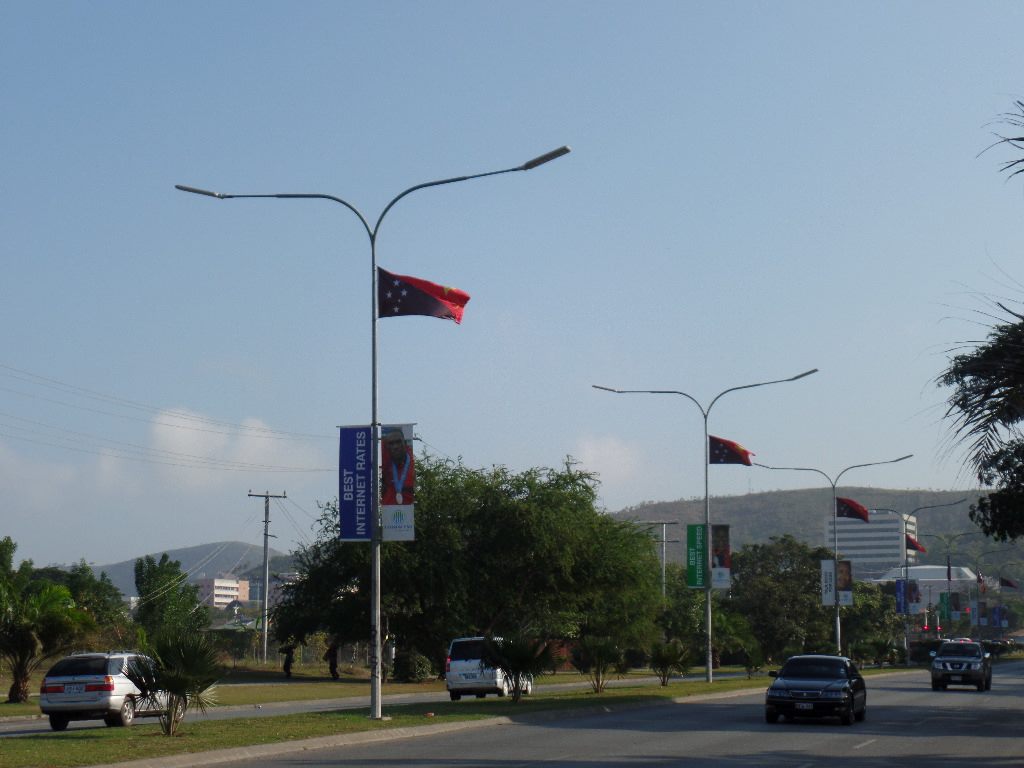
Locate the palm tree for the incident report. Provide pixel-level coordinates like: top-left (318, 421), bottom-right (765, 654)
top-left (0, 538), bottom-right (90, 703)
top-left (126, 630), bottom-right (220, 736)
top-left (649, 639), bottom-right (692, 686)
top-left (482, 635), bottom-right (551, 703)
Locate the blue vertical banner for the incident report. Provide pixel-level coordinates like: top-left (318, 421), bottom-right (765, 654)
top-left (339, 426), bottom-right (374, 542)
top-left (896, 579), bottom-right (907, 614)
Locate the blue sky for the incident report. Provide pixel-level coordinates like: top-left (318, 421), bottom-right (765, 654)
top-left (3, 2), bottom-right (1023, 566)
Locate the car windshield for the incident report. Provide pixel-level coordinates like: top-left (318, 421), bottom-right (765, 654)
top-left (938, 643), bottom-right (982, 658)
top-left (780, 658), bottom-right (847, 678)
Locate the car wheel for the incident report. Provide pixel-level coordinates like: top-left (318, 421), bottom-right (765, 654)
top-left (475, 693), bottom-right (486, 699)
top-left (855, 704), bottom-right (866, 722)
top-left (977, 679), bottom-right (985, 692)
top-left (118, 697), bottom-right (136, 727)
top-left (931, 681), bottom-right (942, 691)
top-left (524, 678), bottom-right (533, 695)
top-left (449, 691), bottom-right (461, 701)
top-left (498, 678), bottom-right (509, 697)
top-left (840, 701), bottom-right (854, 726)
top-left (765, 710), bottom-right (779, 724)
top-left (48, 714), bottom-right (70, 731)
top-left (985, 675), bottom-right (992, 691)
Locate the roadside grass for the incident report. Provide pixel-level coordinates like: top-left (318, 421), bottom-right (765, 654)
top-left (3, 676), bottom-right (770, 768)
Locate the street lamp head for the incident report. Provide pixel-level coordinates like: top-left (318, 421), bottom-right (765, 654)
top-left (592, 384), bottom-right (621, 393)
top-left (175, 184), bottom-right (225, 199)
top-left (789, 368), bottom-right (819, 381)
top-left (521, 146), bottom-right (572, 170)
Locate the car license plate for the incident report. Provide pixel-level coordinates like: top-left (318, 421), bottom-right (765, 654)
top-left (950, 675), bottom-right (962, 682)
top-left (64, 683), bottom-right (85, 694)
top-left (795, 702), bottom-right (813, 710)
top-left (463, 673), bottom-right (478, 680)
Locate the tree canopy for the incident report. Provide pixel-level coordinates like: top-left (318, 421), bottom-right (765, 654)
top-left (273, 456), bottom-right (662, 669)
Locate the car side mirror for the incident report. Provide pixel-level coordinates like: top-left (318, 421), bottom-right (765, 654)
top-left (984, 652), bottom-right (991, 659)
top-left (768, 670), bottom-right (778, 678)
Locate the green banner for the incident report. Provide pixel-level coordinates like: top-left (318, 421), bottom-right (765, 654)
top-left (687, 524), bottom-right (707, 589)
top-left (938, 592), bottom-right (950, 621)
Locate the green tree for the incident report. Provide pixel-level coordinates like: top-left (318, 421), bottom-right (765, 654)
top-left (730, 535), bottom-right (833, 662)
top-left (0, 538), bottom-right (91, 703)
top-left (842, 581), bottom-right (902, 664)
top-left (649, 638), bottom-right (692, 686)
top-left (274, 456), bottom-right (663, 673)
top-left (126, 630), bottom-right (220, 736)
top-left (482, 635), bottom-right (552, 702)
top-left (32, 561), bottom-right (135, 649)
top-left (133, 554), bottom-right (208, 639)
top-left (657, 563), bottom-right (704, 652)
top-left (937, 101), bottom-right (1024, 541)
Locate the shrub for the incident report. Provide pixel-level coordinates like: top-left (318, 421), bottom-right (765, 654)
top-left (392, 649), bottom-right (434, 683)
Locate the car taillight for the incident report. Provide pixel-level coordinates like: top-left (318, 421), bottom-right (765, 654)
top-left (40, 681), bottom-right (63, 694)
top-left (85, 676), bottom-right (115, 692)
top-left (446, 655), bottom-right (451, 673)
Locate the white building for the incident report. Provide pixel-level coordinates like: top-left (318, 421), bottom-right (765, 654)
top-left (196, 577), bottom-right (250, 609)
top-left (825, 509), bottom-right (920, 580)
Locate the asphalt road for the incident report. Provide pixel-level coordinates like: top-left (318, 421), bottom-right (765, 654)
top-left (160, 662), bottom-right (1024, 768)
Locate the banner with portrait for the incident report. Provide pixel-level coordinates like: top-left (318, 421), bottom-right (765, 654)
top-left (711, 524), bottom-right (731, 589)
top-left (380, 423), bottom-right (415, 541)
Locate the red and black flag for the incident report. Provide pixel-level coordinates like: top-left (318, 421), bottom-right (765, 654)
top-left (905, 533), bottom-right (927, 553)
top-left (1000, 576), bottom-right (1020, 590)
top-left (377, 267), bottom-right (471, 324)
top-left (708, 435), bottom-right (753, 466)
top-left (836, 497), bottom-right (870, 523)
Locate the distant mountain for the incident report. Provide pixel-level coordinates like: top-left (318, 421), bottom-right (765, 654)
top-left (612, 487), bottom-right (1011, 569)
top-left (91, 541), bottom-right (291, 598)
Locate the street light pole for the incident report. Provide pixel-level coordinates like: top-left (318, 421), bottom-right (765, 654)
top-left (176, 145), bottom-right (570, 720)
top-left (756, 455), bottom-right (912, 655)
top-left (872, 498), bottom-right (967, 663)
top-left (593, 368), bottom-right (817, 682)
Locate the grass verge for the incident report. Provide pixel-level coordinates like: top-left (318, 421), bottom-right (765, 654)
top-left (3, 676), bottom-right (767, 768)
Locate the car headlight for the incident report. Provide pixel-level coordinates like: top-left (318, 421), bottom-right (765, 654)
top-left (767, 688), bottom-right (789, 698)
top-left (969, 662), bottom-right (981, 670)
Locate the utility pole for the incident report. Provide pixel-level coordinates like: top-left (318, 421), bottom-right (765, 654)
top-left (636, 520), bottom-right (680, 596)
top-left (249, 490), bottom-right (286, 664)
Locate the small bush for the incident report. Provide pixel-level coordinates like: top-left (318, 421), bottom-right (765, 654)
top-left (392, 650), bottom-right (434, 683)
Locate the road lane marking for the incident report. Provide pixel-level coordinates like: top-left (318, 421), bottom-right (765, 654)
top-left (854, 739), bottom-right (877, 750)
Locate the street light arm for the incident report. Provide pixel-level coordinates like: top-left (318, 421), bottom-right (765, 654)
top-left (176, 185), bottom-right (374, 240)
top-left (910, 498), bottom-right (968, 516)
top-left (374, 146), bottom-right (571, 235)
top-left (592, 385), bottom-right (705, 416)
top-left (754, 463), bottom-right (835, 486)
top-left (833, 454), bottom-right (913, 486)
top-left (706, 368), bottom-right (818, 413)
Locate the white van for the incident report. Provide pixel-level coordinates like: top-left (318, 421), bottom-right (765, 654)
top-left (444, 636), bottom-right (533, 701)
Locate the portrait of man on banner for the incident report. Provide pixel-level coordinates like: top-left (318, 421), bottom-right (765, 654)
top-left (837, 560), bottom-right (853, 606)
top-left (381, 425), bottom-right (415, 506)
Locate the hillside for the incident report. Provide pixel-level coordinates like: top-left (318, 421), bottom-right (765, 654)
top-left (90, 541), bottom-right (291, 597)
top-left (612, 487), bottom-right (1016, 570)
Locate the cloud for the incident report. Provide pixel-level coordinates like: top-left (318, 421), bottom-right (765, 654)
top-left (573, 434), bottom-right (645, 510)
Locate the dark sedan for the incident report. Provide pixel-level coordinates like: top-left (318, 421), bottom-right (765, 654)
top-left (765, 654), bottom-right (866, 725)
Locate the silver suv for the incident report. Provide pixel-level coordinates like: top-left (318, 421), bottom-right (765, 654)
top-left (444, 636), bottom-right (533, 701)
top-left (930, 641), bottom-right (992, 691)
top-left (39, 651), bottom-right (167, 731)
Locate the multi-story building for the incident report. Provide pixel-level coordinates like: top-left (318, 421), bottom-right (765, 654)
top-left (825, 509), bottom-right (919, 580)
top-left (195, 577), bottom-right (250, 609)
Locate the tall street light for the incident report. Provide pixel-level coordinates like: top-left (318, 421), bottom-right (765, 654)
top-left (176, 145), bottom-right (571, 720)
top-left (872, 498), bottom-right (967, 662)
top-left (592, 368), bottom-right (817, 682)
top-left (756, 454), bottom-right (912, 655)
